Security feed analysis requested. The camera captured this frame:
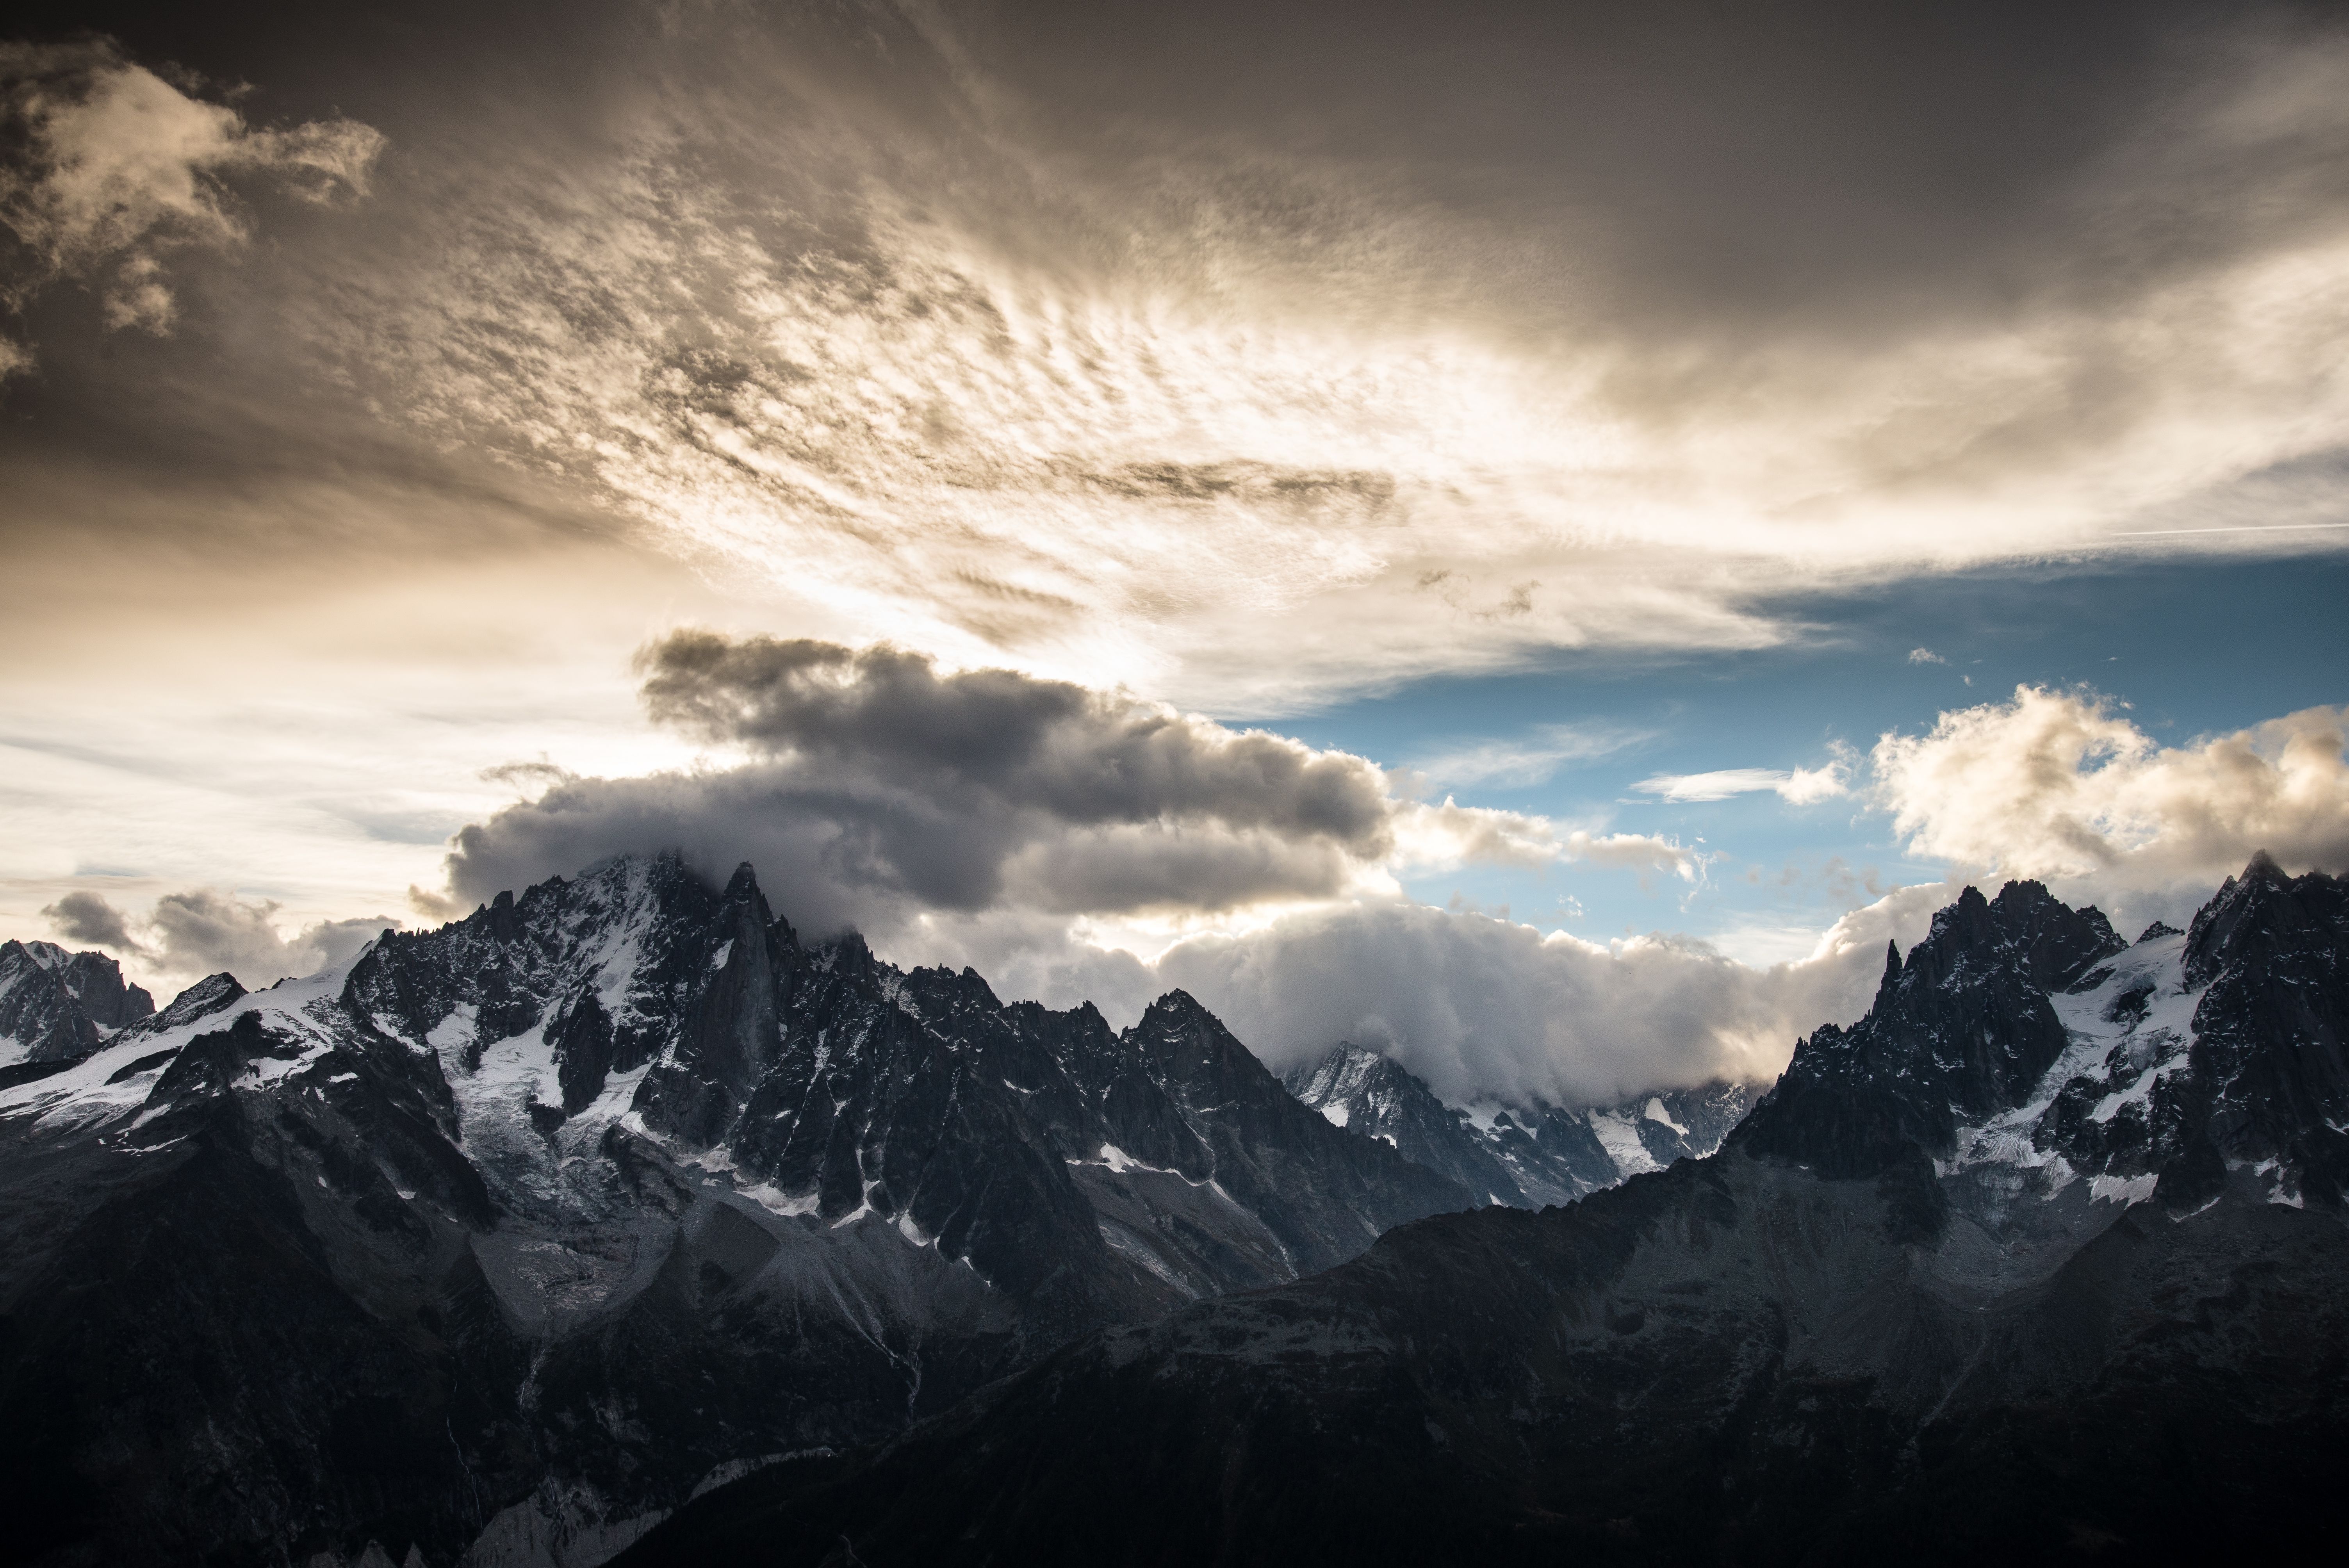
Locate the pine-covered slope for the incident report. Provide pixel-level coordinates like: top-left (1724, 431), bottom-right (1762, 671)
top-left (0, 853), bottom-right (1472, 1568)
top-left (619, 859), bottom-right (2349, 1568)
top-left (1282, 1041), bottom-right (1760, 1206)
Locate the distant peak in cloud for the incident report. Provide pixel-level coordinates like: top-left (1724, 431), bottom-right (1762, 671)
top-left (1634, 764), bottom-right (1848, 805)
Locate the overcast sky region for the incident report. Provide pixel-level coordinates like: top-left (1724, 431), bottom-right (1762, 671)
top-left (5, 1), bottom-right (2347, 1107)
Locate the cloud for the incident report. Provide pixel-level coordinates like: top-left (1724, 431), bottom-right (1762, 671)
top-left (1908, 647), bottom-right (1946, 664)
top-left (1407, 723), bottom-right (1653, 788)
top-left (1634, 764), bottom-right (1848, 805)
top-left (263, 3), bottom-right (2349, 713)
top-left (637, 632), bottom-right (1396, 853)
top-left (39, 886), bottom-right (394, 990)
top-left (147, 891), bottom-right (393, 988)
top-left (7, 8), bottom-right (2349, 726)
top-left (1870, 688), bottom-right (2349, 906)
top-left (1143, 879), bottom-right (1958, 1106)
top-left (445, 633), bottom-right (1654, 934)
top-left (0, 39), bottom-right (382, 335)
top-left (42, 889), bottom-right (139, 951)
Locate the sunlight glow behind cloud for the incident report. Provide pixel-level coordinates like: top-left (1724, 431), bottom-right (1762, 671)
top-left (305, 10), bottom-right (2349, 711)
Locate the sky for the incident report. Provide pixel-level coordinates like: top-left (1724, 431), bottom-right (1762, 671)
top-left (4, 0), bottom-right (2346, 1108)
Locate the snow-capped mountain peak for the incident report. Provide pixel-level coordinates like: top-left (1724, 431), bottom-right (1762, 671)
top-left (1281, 1039), bottom-right (1761, 1206)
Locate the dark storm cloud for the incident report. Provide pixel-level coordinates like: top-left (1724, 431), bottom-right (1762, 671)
top-left (981, 0), bottom-right (2291, 324)
top-left (438, 758), bottom-right (1379, 930)
top-left (41, 889), bottom-right (137, 950)
top-left (639, 633), bottom-right (1393, 848)
top-left (442, 633), bottom-right (1514, 925)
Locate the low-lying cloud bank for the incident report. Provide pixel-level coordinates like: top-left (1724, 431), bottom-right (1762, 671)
top-left (1150, 894), bottom-right (1940, 1107)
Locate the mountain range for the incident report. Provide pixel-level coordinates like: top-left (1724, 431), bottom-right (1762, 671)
top-left (615, 855), bottom-right (2349, 1566)
top-left (1282, 1041), bottom-right (1757, 1206)
top-left (5, 853), bottom-right (2342, 1565)
top-left (2, 852), bottom-right (1672, 1568)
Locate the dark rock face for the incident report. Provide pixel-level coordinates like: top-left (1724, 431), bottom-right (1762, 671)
top-left (0, 852), bottom-right (1472, 1567)
top-left (2180, 854), bottom-right (2349, 1186)
top-left (1283, 1041), bottom-right (1760, 1205)
top-left (1283, 1042), bottom-right (1526, 1201)
top-left (0, 940), bottom-right (155, 1066)
top-left (127, 970), bottom-right (246, 1037)
top-left (1737, 880), bottom-right (2124, 1176)
top-left (620, 861), bottom-right (2349, 1568)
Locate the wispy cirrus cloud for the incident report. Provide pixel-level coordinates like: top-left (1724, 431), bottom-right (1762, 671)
top-left (1633, 764), bottom-right (1849, 805)
top-left (276, 4), bottom-right (2349, 712)
top-left (1407, 723), bottom-right (1655, 788)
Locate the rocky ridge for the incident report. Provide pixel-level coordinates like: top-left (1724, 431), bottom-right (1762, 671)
top-left (0, 939), bottom-right (154, 1071)
top-left (1281, 1041), bottom-right (1760, 1205)
top-left (618, 858), bottom-right (2349, 1567)
top-left (0, 853), bottom-right (1473, 1568)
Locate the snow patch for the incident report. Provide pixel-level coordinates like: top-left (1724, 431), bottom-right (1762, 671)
top-left (2089, 1173), bottom-right (2159, 1206)
top-left (1588, 1111), bottom-right (1660, 1177)
top-left (690, 1450), bottom-right (831, 1502)
top-left (738, 1182), bottom-right (819, 1218)
top-left (427, 1003), bottom-right (478, 1053)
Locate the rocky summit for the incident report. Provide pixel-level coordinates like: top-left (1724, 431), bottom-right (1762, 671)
top-left (616, 857), bottom-right (2349, 1568)
top-left (0, 853), bottom-right (1475, 1568)
top-left (0, 940), bottom-right (155, 1072)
